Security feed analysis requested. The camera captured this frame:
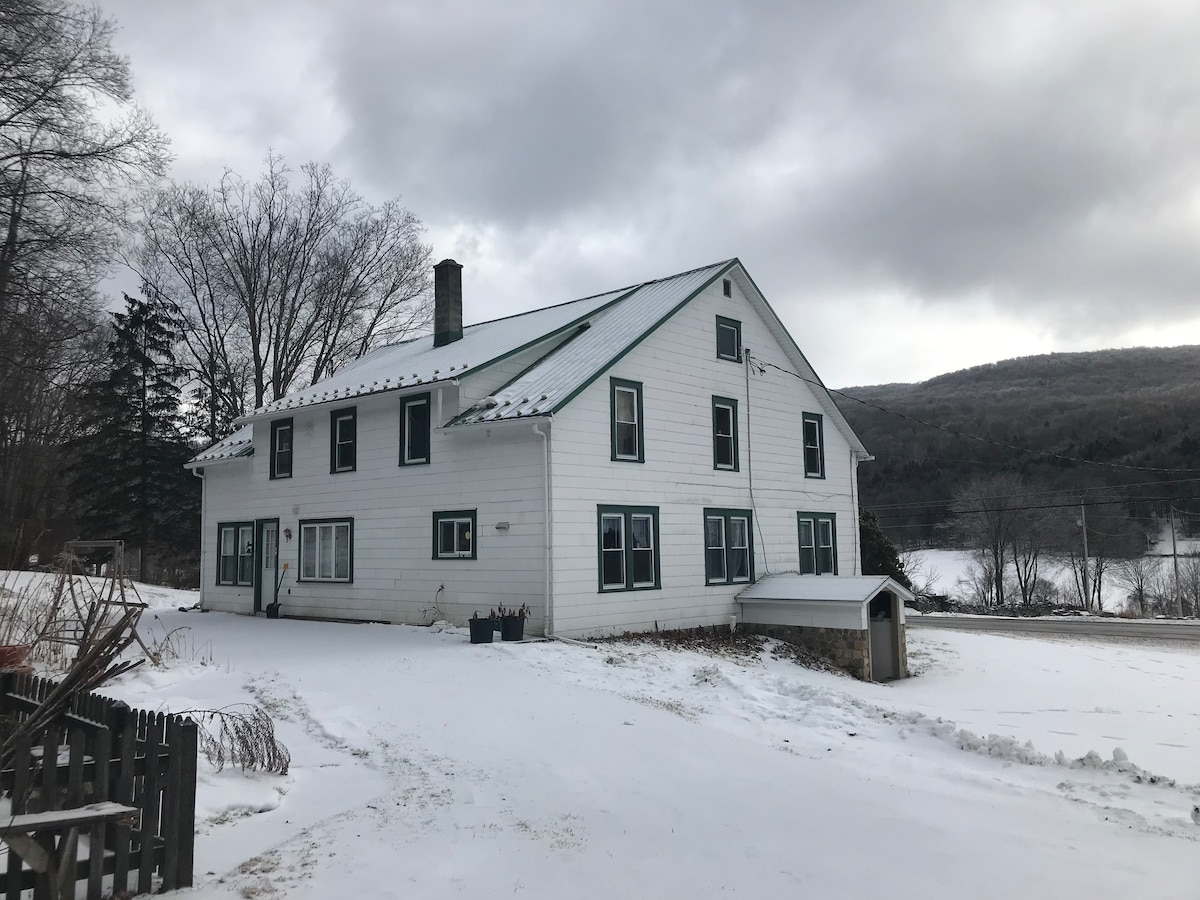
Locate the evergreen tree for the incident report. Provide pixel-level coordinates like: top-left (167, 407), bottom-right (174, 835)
top-left (860, 509), bottom-right (913, 590)
top-left (70, 294), bottom-right (198, 581)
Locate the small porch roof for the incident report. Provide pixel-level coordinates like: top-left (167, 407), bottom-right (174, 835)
top-left (737, 574), bottom-right (915, 605)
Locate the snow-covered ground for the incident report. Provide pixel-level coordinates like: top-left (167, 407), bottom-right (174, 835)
top-left (1, 575), bottom-right (1177, 898)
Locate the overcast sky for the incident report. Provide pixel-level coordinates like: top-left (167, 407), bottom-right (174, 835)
top-left (101, 0), bottom-right (1200, 388)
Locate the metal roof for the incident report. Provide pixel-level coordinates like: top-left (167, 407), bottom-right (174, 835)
top-left (450, 260), bottom-right (732, 425)
top-left (240, 286), bottom-right (635, 422)
top-left (189, 256), bottom-right (870, 464)
top-left (187, 425), bottom-right (253, 468)
top-left (737, 575), bottom-right (915, 604)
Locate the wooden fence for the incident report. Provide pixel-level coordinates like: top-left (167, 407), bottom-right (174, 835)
top-left (0, 672), bottom-right (197, 898)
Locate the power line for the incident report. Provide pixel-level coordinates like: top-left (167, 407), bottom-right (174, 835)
top-left (865, 477), bottom-right (1200, 513)
top-left (869, 492), bottom-right (1200, 521)
top-left (749, 353), bottom-right (1200, 475)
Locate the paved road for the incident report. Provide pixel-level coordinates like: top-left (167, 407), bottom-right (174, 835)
top-left (907, 614), bottom-right (1200, 641)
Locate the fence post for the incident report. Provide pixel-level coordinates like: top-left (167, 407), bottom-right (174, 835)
top-left (178, 719), bottom-right (198, 887)
top-left (161, 717), bottom-right (180, 890)
top-left (111, 708), bottom-right (136, 895)
top-left (87, 723), bottom-right (112, 899)
top-left (5, 731), bottom-right (31, 900)
top-left (137, 712), bottom-right (165, 894)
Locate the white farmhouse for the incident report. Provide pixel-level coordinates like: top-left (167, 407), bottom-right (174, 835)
top-left (187, 258), bottom-right (908, 677)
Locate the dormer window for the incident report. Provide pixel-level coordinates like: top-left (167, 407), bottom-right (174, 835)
top-left (716, 316), bottom-right (741, 362)
top-left (400, 392), bottom-right (431, 465)
top-left (330, 408), bottom-right (357, 473)
top-left (610, 378), bottom-right (644, 462)
top-left (270, 418), bottom-right (293, 479)
top-left (803, 412), bottom-right (824, 478)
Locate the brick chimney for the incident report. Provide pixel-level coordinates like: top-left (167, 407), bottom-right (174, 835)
top-left (433, 258), bottom-right (463, 347)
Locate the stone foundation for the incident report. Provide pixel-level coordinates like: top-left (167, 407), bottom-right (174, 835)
top-left (741, 623), bottom-right (871, 680)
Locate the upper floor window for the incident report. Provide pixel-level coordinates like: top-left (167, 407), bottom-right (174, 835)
top-left (610, 378), bottom-right (644, 463)
top-left (400, 392), bottom-right (431, 465)
top-left (330, 408), bottom-right (357, 473)
top-left (802, 412), bottom-right (824, 478)
top-left (299, 518), bottom-right (353, 582)
top-left (217, 522), bottom-right (254, 586)
top-left (598, 505), bottom-right (660, 591)
top-left (712, 397), bottom-right (739, 471)
top-left (798, 512), bottom-right (837, 574)
top-left (705, 509), bottom-right (752, 584)
top-left (716, 316), bottom-right (742, 362)
top-left (433, 509), bottom-right (476, 559)
top-left (270, 418), bottom-right (293, 479)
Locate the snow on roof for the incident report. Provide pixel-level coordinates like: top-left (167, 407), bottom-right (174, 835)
top-left (240, 286), bottom-right (635, 422)
top-left (738, 574), bottom-right (914, 604)
top-left (450, 260), bottom-right (732, 425)
top-left (192, 256), bottom-right (866, 463)
top-left (186, 424), bottom-right (253, 468)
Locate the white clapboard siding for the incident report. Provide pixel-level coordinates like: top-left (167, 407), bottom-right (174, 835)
top-left (198, 387), bottom-right (548, 627)
top-left (547, 274), bottom-right (860, 637)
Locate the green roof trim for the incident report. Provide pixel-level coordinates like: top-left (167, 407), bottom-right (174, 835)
top-left (549, 259), bottom-right (739, 415)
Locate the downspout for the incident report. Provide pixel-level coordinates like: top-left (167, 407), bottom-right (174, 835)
top-left (192, 467), bottom-right (207, 610)
top-left (744, 348), bottom-right (769, 577)
top-left (532, 422), bottom-right (553, 636)
top-left (532, 420), bottom-right (597, 648)
top-left (851, 453), bottom-right (860, 575)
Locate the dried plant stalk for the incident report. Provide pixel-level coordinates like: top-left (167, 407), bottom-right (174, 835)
top-left (188, 704), bottom-right (291, 775)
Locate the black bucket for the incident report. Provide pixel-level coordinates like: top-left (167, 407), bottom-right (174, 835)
top-left (469, 618), bottom-right (495, 644)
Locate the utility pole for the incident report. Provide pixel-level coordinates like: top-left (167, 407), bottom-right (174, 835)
top-left (1170, 504), bottom-right (1183, 617)
top-left (1080, 502), bottom-right (1090, 609)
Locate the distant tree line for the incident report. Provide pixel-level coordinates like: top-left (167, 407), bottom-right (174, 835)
top-left (0, 1), bottom-right (433, 581)
top-left (838, 348), bottom-right (1200, 552)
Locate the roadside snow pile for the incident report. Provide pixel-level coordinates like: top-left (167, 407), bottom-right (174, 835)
top-left (588, 635), bottom-right (1187, 792)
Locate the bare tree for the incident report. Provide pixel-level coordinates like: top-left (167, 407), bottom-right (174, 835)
top-left (1176, 553), bottom-right (1200, 617)
top-left (135, 153), bottom-right (433, 441)
top-left (0, 0), bottom-right (168, 561)
top-left (952, 474), bottom-right (1026, 608)
top-left (1113, 554), bottom-right (1161, 617)
top-left (1058, 501), bottom-right (1146, 612)
top-left (1006, 486), bottom-right (1069, 608)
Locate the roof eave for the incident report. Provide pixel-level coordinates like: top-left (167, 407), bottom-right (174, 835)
top-left (234, 376), bottom-right (461, 427)
top-left (731, 263), bottom-right (871, 457)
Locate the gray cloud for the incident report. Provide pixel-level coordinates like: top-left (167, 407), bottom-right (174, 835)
top-left (100, 0), bottom-right (1200, 381)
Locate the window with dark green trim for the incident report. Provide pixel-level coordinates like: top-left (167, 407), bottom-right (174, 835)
top-left (802, 412), bottom-right (824, 478)
top-left (610, 378), bottom-right (644, 462)
top-left (598, 505), bottom-right (659, 591)
top-left (797, 512), bottom-right (837, 574)
top-left (269, 418), bottom-right (293, 479)
top-left (704, 508), bottom-right (753, 584)
top-left (433, 509), bottom-right (477, 559)
top-left (712, 396), bottom-right (739, 471)
top-left (400, 392), bottom-right (431, 466)
top-left (299, 517), bottom-right (354, 582)
top-left (716, 316), bottom-right (742, 362)
top-left (330, 407), bottom-right (357, 473)
top-left (217, 521), bottom-right (254, 586)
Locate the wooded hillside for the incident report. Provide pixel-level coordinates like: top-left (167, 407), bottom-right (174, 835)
top-left (836, 346), bottom-right (1200, 547)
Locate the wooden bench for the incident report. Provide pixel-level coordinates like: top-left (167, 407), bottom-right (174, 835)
top-left (0, 801), bottom-right (138, 900)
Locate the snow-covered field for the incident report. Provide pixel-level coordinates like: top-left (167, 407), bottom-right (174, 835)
top-left (908, 539), bottom-right (1200, 613)
top-left (2, 576), bottom-right (1180, 898)
top-left (906, 548), bottom-right (1132, 609)
top-left (3, 571), bottom-right (1198, 896)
